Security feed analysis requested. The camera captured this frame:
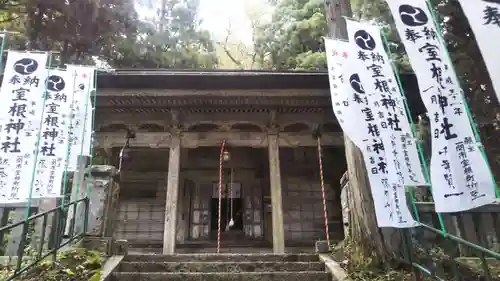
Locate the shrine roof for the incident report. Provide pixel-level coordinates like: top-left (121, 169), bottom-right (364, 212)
top-left (94, 69), bottom-right (426, 116)
top-left (95, 69), bottom-right (418, 90)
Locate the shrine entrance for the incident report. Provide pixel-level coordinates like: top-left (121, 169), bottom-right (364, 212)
top-left (209, 197), bottom-right (244, 240)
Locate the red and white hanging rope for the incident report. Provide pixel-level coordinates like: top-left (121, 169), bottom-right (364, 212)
top-left (316, 137), bottom-right (330, 246)
top-left (217, 140), bottom-right (226, 254)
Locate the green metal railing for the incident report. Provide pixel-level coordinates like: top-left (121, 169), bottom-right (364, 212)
top-left (0, 197), bottom-right (90, 281)
top-left (398, 204), bottom-right (500, 281)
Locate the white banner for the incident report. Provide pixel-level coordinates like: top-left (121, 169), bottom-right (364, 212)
top-left (0, 51), bottom-right (49, 203)
top-left (32, 69), bottom-right (76, 198)
top-left (386, 0), bottom-right (496, 212)
top-left (325, 38), bottom-right (365, 148)
top-left (65, 65), bottom-right (95, 171)
top-left (361, 138), bottom-right (418, 228)
top-left (457, 0), bottom-right (500, 104)
top-left (345, 19), bottom-right (426, 186)
top-left (338, 38), bottom-right (417, 228)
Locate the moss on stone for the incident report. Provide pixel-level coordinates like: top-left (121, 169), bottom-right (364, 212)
top-left (1, 248), bottom-right (105, 281)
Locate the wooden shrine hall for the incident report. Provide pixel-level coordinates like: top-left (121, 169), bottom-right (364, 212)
top-left (93, 69), bottom-right (425, 254)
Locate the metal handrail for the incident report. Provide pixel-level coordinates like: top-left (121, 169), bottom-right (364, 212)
top-left (1, 197), bottom-right (90, 281)
top-left (0, 197), bottom-right (88, 233)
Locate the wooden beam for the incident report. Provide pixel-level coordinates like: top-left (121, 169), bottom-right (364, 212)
top-left (95, 131), bottom-right (345, 148)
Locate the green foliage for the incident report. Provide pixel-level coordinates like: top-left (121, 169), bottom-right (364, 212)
top-left (107, 0), bottom-right (218, 69)
top-left (0, 0), bottom-right (217, 69)
top-left (252, 0), bottom-right (413, 72)
top-left (253, 0), bottom-right (328, 70)
top-left (0, 248), bottom-right (105, 281)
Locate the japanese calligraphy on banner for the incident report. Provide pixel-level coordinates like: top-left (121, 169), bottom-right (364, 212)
top-left (361, 138), bottom-right (418, 228)
top-left (65, 65), bottom-right (95, 171)
top-left (385, 0), bottom-right (496, 212)
top-left (324, 38), bottom-right (365, 148)
top-left (32, 69), bottom-right (76, 198)
top-left (332, 38), bottom-right (417, 227)
top-left (457, 0), bottom-right (500, 104)
top-left (345, 19), bottom-right (426, 186)
top-left (347, 61), bottom-right (417, 227)
top-left (0, 51), bottom-right (49, 203)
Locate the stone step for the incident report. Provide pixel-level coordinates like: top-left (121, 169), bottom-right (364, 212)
top-left (112, 272), bottom-right (331, 281)
top-left (117, 261), bottom-right (325, 273)
top-left (124, 254), bottom-right (319, 262)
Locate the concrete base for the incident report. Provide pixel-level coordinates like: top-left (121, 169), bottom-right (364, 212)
top-left (111, 253), bottom-right (331, 281)
top-left (113, 272), bottom-right (331, 281)
top-left (80, 236), bottom-right (113, 255)
top-left (315, 240), bottom-right (330, 253)
top-left (100, 255), bottom-right (125, 281)
top-left (319, 254), bottom-right (347, 281)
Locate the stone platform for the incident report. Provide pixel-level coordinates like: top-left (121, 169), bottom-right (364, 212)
top-left (111, 253), bottom-right (332, 281)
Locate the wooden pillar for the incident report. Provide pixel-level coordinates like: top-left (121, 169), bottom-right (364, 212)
top-left (163, 134), bottom-right (181, 254)
top-left (268, 133), bottom-right (285, 253)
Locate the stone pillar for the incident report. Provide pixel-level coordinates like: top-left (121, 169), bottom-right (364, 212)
top-left (4, 207), bottom-right (30, 256)
top-left (163, 134), bottom-right (181, 254)
top-left (64, 155), bottom-right (89, 237)
top-left (268, 133), bottom-right (285, 254)
top-left (87, 165), bottom-right (117, 236)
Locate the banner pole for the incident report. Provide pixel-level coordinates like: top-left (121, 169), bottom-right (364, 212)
top-left (53, 70), bottom-right (79, 252)
top-left (0, 31), bottom-right (8, 72)
top-left (66, 68), bottom-right (94, 237)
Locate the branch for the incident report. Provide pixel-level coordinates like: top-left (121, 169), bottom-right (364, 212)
top-left (0, 15), bottom-right (20, 23)
top-left (221, 22), bottom-right (243, 67)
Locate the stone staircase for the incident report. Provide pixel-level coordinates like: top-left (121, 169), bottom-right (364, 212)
top-left (111, 253), bottom-right (332, 281)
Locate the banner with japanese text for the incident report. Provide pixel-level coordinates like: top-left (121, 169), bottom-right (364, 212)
top-left (65, 65), bottom-right (95, 171)
top-left (385, 0), bottom-right (496, 212)
top-left (339, 27), bottom-right (418, 228)
top-left (345, 19), bottom-right (426, 187)
top-left (0, 51), bottom-right (49, 203)
top-left (325, 38), bottom-right (365, 148)
top-left (457, 0), bottom-right (500, 105)
top-left (32, 69), bottom-right (76, 198)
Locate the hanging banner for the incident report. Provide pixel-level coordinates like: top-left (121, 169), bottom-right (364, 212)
top-left (0, 51), bottom-right (49, 203)
top-left (385, 0), bottom-right (496, 212)
top-left (360, 137), bottom-right (419, 228)
top-left (65, 65), bottom-right (95, 171)
top-left (457, 0), bottom-right (500, 104)
top-left (345, 19), bottom-right (426, 186)
top-left (324, 38), bottom-right (365, 148)
top-left (340, 41), bottom-right (417, 228)
top-left (32, 69), bottom-right (76, 198)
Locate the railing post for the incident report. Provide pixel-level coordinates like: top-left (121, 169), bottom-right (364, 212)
top-left (5, 206), bottom-right (34, 257)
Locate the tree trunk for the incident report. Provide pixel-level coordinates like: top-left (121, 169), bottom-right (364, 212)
top-left (25, 1), bottom-right (43, 51)
top-left (344, 138), bottom-right (391, 265)
top-left (323, 0), bottom-right (397, 267)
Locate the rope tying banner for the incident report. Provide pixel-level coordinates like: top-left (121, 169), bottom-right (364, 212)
top-left (316, 137), bottom-right (330, 246)
top-left (217, 140), bottom-right (226, 254)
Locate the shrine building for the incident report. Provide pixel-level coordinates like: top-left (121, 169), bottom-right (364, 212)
top-left (93, 69), bottom-right (423, 254)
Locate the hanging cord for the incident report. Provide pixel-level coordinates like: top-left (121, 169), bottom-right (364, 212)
top-left (228, 167), bottom-right (234, 228)
top-left (316, 136), bottom-right (331, 247)
top-left (217, 140), bottom-right (226, 254)
top-left (225, 177), bottom-right (230, 231)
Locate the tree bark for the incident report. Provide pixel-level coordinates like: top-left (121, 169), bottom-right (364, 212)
top-left (323, 0), bottom-right (395, 266)
top-left (25, 1), bottom-right (43, 51)
top-left (344, 138), bottom-right (389, 265)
